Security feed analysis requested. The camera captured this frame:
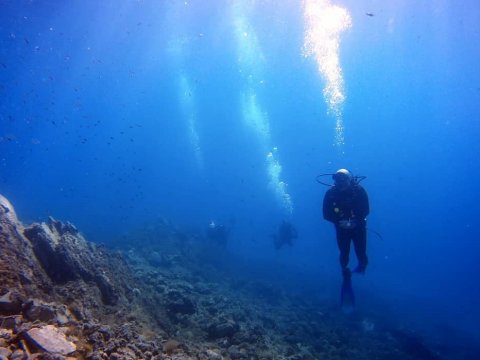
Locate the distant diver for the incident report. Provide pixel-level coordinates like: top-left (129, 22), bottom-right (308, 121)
top-left (205, 220), bottom-right (230, 249)
top-left (318, 169), bottom-right (370, 312)
top-left (273, 220), bottom-right (298, 250)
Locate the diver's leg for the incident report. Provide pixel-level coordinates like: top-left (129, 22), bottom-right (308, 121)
top-left (336, 228), bottom-right (351, 271)
top-left (352, 226), bottom-right (368, 273)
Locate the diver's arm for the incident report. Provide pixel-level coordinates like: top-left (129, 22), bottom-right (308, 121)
top-left (323, 190), bottom-right (337, 223)
top-left (356, 186), bottom-right (370, 219)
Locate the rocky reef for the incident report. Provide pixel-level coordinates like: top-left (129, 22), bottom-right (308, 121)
top-left (1, 194), bottom-right (164, 359)
top-left (1, 194), bottom-right (478, 359)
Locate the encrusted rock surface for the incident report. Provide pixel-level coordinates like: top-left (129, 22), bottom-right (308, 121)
top-left (0, 194), bottom-right (164, 359)
top-left (23, 217), bottom-right (121, 305)
top-left (24, 325), bottom-right (76, 355)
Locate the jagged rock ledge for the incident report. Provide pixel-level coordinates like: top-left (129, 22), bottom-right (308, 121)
top-left (1, 194), bottom-right (276, 359)
top-left (0, 194), bottom-right (169, 359)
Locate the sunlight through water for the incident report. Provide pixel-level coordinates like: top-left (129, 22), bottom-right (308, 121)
top-left (233, 1), bottom-right (293, 214)
top-left (179, 74), bottom-right (204, 171)
top-left (302, 0), bottom-right (352, 146)
top-left (267, 147), bottom-right (293, 214)
top-left (165, 1), bottom-right (204, 172)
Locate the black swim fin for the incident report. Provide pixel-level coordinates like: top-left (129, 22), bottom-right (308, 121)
top-left (341, 269), bottom-right (355, 314)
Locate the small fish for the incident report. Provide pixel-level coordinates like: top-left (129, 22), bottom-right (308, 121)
top-left (366, 12), bottom-right (374, 17)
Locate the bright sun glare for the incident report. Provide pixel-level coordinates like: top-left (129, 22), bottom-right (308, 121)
top-left (303, 0), bottom-right (352, 146)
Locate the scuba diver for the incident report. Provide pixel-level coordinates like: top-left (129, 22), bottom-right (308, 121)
top-left (205, 221), bottom-right (230, 249)
top-left (273, 220), bottom-right (298, 250)
top-left (323, 168), bottom-right (369, 274)
top-left (321, 169), bottom-right (370, 312)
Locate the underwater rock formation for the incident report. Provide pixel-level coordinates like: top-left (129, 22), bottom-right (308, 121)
top-left (24, 217), bottom-right (120, 305)
top-left (166, 290), bottom-right (196, 315)
top-left (0, 195), bottom-right (18, 224)
top-left (0, 195), bottom-right (51, 298)
top-left (24, 324), bottom-right (77, 355)
top-left (1, 193), bottom-right (476, 360)
top-left (207, 320), bottom-right (240, 340)
top-left (0, 194), bottom-right (165, 359)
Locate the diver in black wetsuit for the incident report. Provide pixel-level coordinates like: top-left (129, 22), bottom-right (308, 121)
top-left (323, 169), bottom-right (370, 277)
top-left (273, 220), bottom-right (298, 250)
top-left (206, 221), bottom-right (229, 249)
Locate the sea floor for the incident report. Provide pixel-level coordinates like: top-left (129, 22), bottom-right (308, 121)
top-left (1, 196), bottom-right (479, 359)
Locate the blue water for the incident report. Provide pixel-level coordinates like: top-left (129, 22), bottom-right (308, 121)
top-left (1, 0), bottom-right (480, 352)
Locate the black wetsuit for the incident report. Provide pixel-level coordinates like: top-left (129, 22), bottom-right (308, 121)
top-left (323, 184), bottom-right (370, 272)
